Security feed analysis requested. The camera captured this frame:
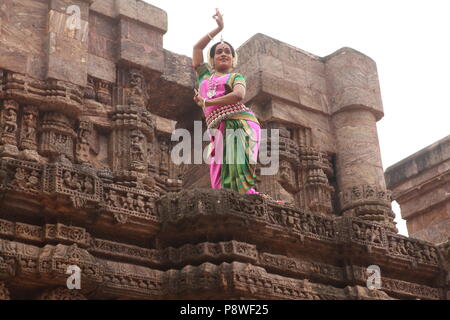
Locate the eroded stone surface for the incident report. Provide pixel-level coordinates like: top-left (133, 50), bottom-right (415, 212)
top-left (0, 0), bottom-right (447, 300)
top-left (386, 135), bottom-right (450, 244)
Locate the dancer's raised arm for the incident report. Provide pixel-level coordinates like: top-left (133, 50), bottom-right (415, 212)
top-left (192, 9), bottom-right (224, 69)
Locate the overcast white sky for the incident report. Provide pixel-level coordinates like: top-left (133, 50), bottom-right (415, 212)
top-left (146, 0), bottom-right (450, 236)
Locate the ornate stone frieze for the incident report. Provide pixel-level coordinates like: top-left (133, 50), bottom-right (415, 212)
top-left (339, 184), bottom-right (396, 231)
top-left (101, 259), bottom-right (163, 296)
top-left (89, 238), bottom-right (160, 265)
top-left (386, 234), bottom-right (440, 266)
top-left (0, 219), bottom-right (89, 247)
top-left (259, 253), bottom-right (345, 283)
top-left (38, 287), bottom-right (87, 300)
top-left (102, 184), bottom-right (159, 224)
top-left (0, 72), bottom-right (83, 114)
top-left (349, 219), bottom-right (387, 250)
top-left (2, 159), bottom-right (43, 195)
top-left (43, 164), bottom-right (101, 206)
top-left (38, 244), bottom-right (102, 283)
top-left (353, 266), bottom-right (441, 300)
top-left (44, 223), bottom-right (90, 247)
top-left (159, 189), bottom-right (338, 243)
top-left (339, 185), bottom-right (391, 211)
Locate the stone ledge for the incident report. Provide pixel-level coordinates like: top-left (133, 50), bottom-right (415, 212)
top-left (90, 0), bottom-right (167, 33)
top-left (385, 135), bottom-right (450, 189)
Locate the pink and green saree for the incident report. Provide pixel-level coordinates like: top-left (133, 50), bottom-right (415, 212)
top-left (196, 64), bottom-right (261, 194)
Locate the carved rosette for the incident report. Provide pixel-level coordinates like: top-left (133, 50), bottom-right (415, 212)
top-left (0, 100), bottom-right (19, 158)
top-left (39, 112), bottom-right (76, 163)
top-left (339, 185), bottom-right (396, 231)
top-left (44, 223), bottom-right (89, 247)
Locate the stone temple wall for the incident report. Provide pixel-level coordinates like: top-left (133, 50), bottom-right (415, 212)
top-left (0, 0), bottom-right (448, 300)
top-left (386, 135), bottom-right (450, 245)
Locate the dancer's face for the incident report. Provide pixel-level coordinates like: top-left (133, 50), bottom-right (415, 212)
top-left (214, 43), bottom-right (233, 72)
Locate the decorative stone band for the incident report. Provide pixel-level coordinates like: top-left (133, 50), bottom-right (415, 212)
top-left (339, 185), bottom-right (392, 211)
top-left (205, 103), bottom-right (251, 129)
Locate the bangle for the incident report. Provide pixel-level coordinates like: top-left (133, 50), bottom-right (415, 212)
top-left (207, 33), bottom-right (214, 41)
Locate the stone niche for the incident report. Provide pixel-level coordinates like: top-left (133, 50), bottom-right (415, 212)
top-left (0, 0), bottom-right (448, 300)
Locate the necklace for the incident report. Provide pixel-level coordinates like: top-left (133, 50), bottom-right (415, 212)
top-left (207, 73), bottom-right (219, 98)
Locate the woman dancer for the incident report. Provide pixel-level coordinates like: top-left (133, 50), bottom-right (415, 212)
top-left (193, 9), bottom-right (261, 195)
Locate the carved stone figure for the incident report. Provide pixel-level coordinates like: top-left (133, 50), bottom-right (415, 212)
top-left (127, 69), bottom-right (146, 108)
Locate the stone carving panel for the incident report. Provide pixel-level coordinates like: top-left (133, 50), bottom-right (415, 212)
top-left (2, 159), bottom-right (43, 195)
top-left (350, 219), bottom-right (386, 249)
top-left (387, 234), bottom-right (440, 266)
top-left (38, 287), bottom-right (87, 300)
top-left (44, 164), bottom-right (101, 206)
top-left (38, 244), bottom-right (102, 283)
top-left (0, 100), bottom-right (19, 158)
top-left (102, 184), bottom-right (159, 224)
top-left (39, 112), bottom-right (76, 163)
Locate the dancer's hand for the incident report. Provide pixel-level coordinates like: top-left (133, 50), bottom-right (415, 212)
top-left (213, 8), bottom-right (224, 30)
top-left (193, 89), bottom-right (204, 107)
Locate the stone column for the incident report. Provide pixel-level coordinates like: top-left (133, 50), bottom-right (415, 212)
top-left (109, 68), bottom-right (155, 184)
top-left (0, 100), bottom-right (19, 159)
top-left (326, 48), bottom-right (396, 231)
top-left (19, 105), bottom-right (39, 162)
top-left (39, 112), bottom-right (76, 164)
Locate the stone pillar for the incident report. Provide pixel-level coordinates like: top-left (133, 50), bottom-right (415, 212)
top-left (75, 120), bottom-right (93, 165)
top-left (39, 112), bottom-right (76, 164)
top-left (19, 105), bottom-right (39, 162)
top-left (0, 100), bottom-right (19, 158)
top-left (110, 68), bottom-right (155, 184)
top-left (326, 48), bottom-right (396, 231)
